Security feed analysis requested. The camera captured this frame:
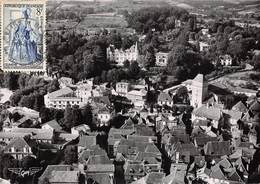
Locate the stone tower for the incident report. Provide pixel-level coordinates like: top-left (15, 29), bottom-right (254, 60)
top-left (191, 74), bottom-right (208, 108)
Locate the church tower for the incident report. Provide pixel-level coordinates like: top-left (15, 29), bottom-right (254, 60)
top-left (191, 74), bottom-right (208, 108)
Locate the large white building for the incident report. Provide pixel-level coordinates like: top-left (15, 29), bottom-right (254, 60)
top-left (44, 87), bottom-right (86, 109)
top-left (107, 43), bottom-right (139, 66)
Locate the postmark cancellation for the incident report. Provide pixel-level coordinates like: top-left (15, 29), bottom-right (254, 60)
top-left (0, 0), bottom-right (46, 72)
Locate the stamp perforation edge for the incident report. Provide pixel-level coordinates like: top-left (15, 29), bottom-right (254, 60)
top-left (1, 0), bottom-right (47, 73)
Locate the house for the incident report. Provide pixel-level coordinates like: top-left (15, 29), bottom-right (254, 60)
top-left (0, 132), bottom-right (29, 144)
top-left (78, 135), bottom-right (97, 153)
top-left (231, 87), bottom-right (257, 97)
top-left (204, 141), bottom-right (231, 157)
top-left (48, 171), bottom-right (80, 184)
top-left (58, 77), bottom-right (73, 88)
top-left (124, 162), bottom-right (146, 183)
top-left (192, 105), bottom-right (222, 129)
top-left (107, 43), bottom-right (139, 66)
top-left (115, 82), bottom-right (130, 96)
top-left (38, 165), bottom-right (75, 184)
top-left (155, 52), bottom-right (169, 67)
top-left (3, 138), bottom-right (34, 160)
top-left (41, 119), bottom-right (63, 132)
top-left (85, 155), bottom-right (115, 184)
top-left (219, 54), bottom-right (232, 66)
top-left (5, 128), bottom-right (54, 143)
top-left (71, 124), bottom-right (91, 135)
top-left (97, 106), bottom-right (112, 126)
top-left (126, 89), bottom-right (147, 108)
top-left (157, 92), bottom-right (173, 107)
top-left (44, 87), bottom-right (84, 109)
top-left (131, 172), bottom-right (165, 184)
top-left (199, 42), bottom-right (210, 52)
top-left (232, 101), bottom-right (248, 114)
top-left (223, 110), bottom-right (243, 138)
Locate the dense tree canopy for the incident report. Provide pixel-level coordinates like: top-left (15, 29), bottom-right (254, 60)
top-left (125, 6), bottom-right (189, 33)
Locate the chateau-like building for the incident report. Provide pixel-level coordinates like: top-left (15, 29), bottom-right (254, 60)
top-left (107, 43), bottom-right (139, 66)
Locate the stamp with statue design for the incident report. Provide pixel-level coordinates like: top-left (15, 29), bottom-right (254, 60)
top-left (1, 0), bottom-right (46, 72)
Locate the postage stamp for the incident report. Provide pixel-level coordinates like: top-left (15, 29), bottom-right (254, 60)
top-left (0, 0), bottom-right (46, 72)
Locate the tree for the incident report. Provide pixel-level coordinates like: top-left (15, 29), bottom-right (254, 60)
top-left (109, 31), bottom-right (122, 49)
top-left (123, 60), bottom-right (130, 68)
top-left (63, 106), bottom-right (74, 130)
top-left (128, 61), bottom-right (140, 78)
top-left (64, 145), bottom-right (78, 164)
top-left (4, 73), bottom-right (19, 90)
top-left (21, 156), bottom-right (38, 170)
top-left (144, 45), bottom-right (156, 69)
top-left (81, 104), bottom-right (94, 129)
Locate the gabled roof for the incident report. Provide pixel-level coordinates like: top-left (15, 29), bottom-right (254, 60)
top-left (223, 110), bottom-right (243, 121)
top-left (192, 105), bottom-right (222, 121)
top-left (204, 141), bottom-right (231, 156)
top-left (49, 171), bottom-right (78, 183)
top-left (232, 101), bottom-right (248, 113)
top-left (249, 100), bottom-right (260, 114)
top-left (158, 92), bottom-right (173, 103)
top-left (87, 155), bottom-right (112, 165)
top-left (210, 165), bottom-right (226, 180)
top-left (194, 135), bottom-right (218, 147)
top-left (4, 138), bottom-right (30, 152)
top-left (78, 135), bottom-right (96, 148)
top-left (39, 165), bottom-right (73, 181)
top-left (145, 144), bottom-right (161, 154)
top-left (41, 119), bottom-right (62, 131)
top-left (48, 87), bottom-right (74, 99)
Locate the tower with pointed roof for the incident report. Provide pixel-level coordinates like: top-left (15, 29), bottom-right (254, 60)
top-left (191, 74), bottom-right (208, 108)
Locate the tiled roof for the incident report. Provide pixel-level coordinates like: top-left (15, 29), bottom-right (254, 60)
top-left (194, 135), bottom-right (218, 147)
top-left (192, 105), bottom-right (222, 121)
top-left (146, 172), bottom-right (165, 184)
top-left (41, 119), bottom-right (62, 131)
top-left (144, 144), bottom-right (161, 154)
top-left (232, 101), bottom-right (248, 113)
top-left (87, 155), bottom-right (112, 165)
top-left (39, 165), bottom-right (73, 181)
top-left (86, 174), bottom-right (111, 184)
top-left (210, 165), bottom-right (226, 180)
top-left (9, 128), bottom-right (53, 140)
top-left (223, 110), bottom-right (243, 121)
top-left (193, 119), bottom-right (210, 127)
top-left (87, 164), bottom-right (115, 173)
top-left (0, 132), bottom-right (29, 139)
top-left (249, 100), bottom-right (260, 114)
top-left (48, 87), bottom-right (74, 99)
top-left (4, 138), bottom-right (30, 152)
top-left (78, 135), bottom-right (96, 148)
top-left (158, 92), bottom-right (173, 103)
top-left (204, 141), bottom-right (231, 156)
top-left (49, 171), bottom-right (78, 183)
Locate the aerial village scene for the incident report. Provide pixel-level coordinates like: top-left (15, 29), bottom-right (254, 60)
top-left (0, 0), bottom-right (260, 183)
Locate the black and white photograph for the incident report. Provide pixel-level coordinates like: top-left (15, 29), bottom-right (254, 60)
top-left (0, 0), bottom-right (260, 183)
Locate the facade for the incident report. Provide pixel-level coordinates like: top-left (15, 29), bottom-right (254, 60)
top-left (116, 82), bottom-right (130, 95)
top-left (191, 74), bottom-right (208, 108)
top-left (219, 54), bottom-right (232, 66)
top-left (44, 87), bottom-right (85, 109)
top-left (155, 52), bottom-right (169, 67)
top-left (107, 43), bottom-right (139, 66)
top-left (199, 42), bottom-right (210, 52)
top-left (3, 138), bottom-right (34, 160)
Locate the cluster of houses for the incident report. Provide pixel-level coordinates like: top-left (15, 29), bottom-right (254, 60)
top-left (0, 71), bottom-right (260, 183)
